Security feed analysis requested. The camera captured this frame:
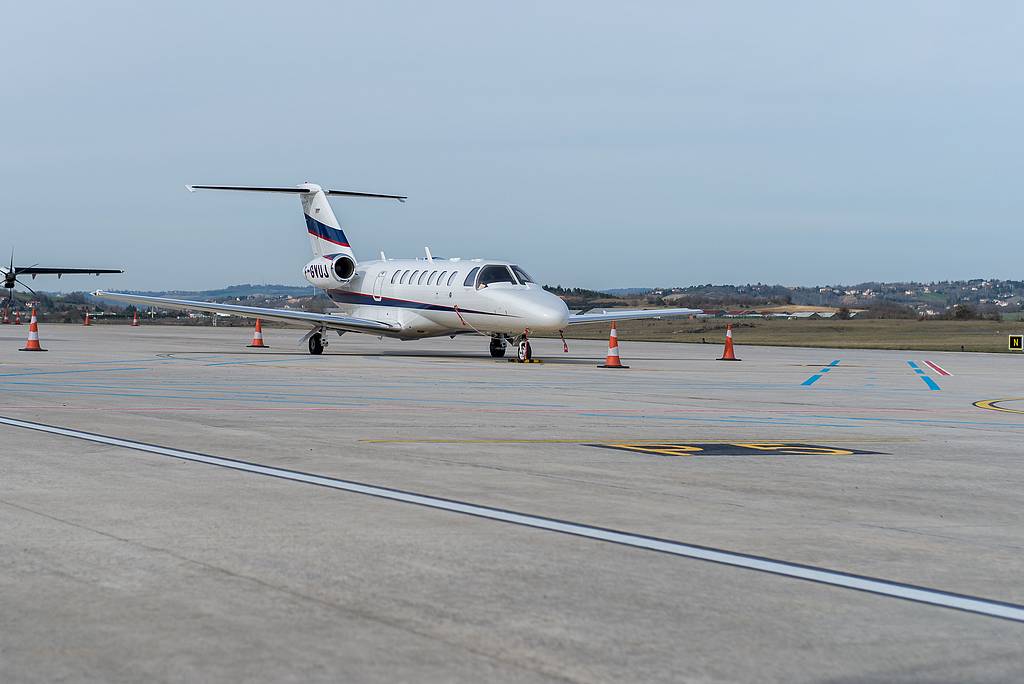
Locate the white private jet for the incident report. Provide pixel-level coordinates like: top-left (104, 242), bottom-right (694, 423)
top-left (96, 183), bottom-right (700, 359)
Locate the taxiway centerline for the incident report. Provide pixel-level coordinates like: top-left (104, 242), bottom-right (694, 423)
top-left (1, 414), bottom-right (1022, 624)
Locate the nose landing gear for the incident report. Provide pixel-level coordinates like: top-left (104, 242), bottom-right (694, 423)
top-left (516, 338), bottom-right (532, 362)
top-left (506, 330), bottom-right (541, 363)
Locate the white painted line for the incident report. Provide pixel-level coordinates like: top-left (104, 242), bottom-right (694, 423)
top-left (2, 415), bottom-right (1023, 624)
top-left (924, 360), bottom-right (952, 376)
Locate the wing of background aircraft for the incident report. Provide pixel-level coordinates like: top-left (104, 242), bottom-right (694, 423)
top-left (16, 267), bottom-right (123, 277)
top-left (3, 254), bottom-right (124, 303)
top-left (566, 308), bottom-right (702, 325)
top-left (93, 291), bottom-right (399, 335)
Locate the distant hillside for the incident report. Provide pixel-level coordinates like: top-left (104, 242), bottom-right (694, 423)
top-left (601, 288), bottom-right (654, 296)
top-left (649, 279), bottom-right (1022, 319)
top-left (121, 284), bottom-right (316, 299)
top-left (15, 278), bottom-right (1021, 323)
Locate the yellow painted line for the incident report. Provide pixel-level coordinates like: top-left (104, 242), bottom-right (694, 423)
top-left (605, 444), bottom-right (704, 457)
top-left (973, 398), bottom-right (1024, 415)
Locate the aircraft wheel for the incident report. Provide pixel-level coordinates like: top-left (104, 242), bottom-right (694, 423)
top-left (489, 337), bottom-right (507, 358)
top-left (308, 332), bottom-right (325, 355)
top-left (517, 340), bottom-right (532, 362)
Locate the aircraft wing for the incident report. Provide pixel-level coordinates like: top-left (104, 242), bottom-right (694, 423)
top-left (17, 267), bottom-right (123, 276)
top-left (566, 308), bottom-right (702, 325)
top-left (92, 291), bottom-right (398, 334)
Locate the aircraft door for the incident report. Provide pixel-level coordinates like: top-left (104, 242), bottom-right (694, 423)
top-left (372, 272), bottom-right (385, 302)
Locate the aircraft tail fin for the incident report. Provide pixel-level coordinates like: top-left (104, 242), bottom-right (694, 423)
top-left (187, 183), bottom-right (405, 260)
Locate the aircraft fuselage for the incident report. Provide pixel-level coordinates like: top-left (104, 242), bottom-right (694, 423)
top-left (303, 256), bottom-right (569, 339)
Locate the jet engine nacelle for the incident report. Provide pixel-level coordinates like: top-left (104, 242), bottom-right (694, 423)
top-left (303, 255), bottom-right (357, 288)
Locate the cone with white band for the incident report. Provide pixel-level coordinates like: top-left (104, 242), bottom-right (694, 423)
top-left (83, 311), bottom-right (91, 326)
top-left (598, 321), bottom-right (629, 368)
top-left (1, 308), bottom-right (9, 324)
top-left (718, 324), bottom-right (740, 361)
top-left (247, 318), bottom-right (269, 348)
top-left (131, 311), bottom-right (139, 327)
top-left (19, 308), bottom-right (46, 352)
top-left (14, 310), bottom-right (21, 325)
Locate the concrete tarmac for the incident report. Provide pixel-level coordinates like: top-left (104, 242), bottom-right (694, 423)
top-left (1, 324), bottom-right (1023, 682)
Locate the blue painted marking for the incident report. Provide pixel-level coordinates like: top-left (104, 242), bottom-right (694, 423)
top-left (907, 360), bottom-right (939, 390)
top-left (0, 381), bottom-right (565, 409)
top-left (802, 360), bottom-right (840, 386)
top-left (68, 355), bottom-right (228, 365)
top-left (0, 367), bottom-right (149, 378)
top-left (204, 357), bottom-right (324, 367)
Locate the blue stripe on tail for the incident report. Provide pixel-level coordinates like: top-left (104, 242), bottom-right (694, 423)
top-left (305, 215), bottom-right (350, 248)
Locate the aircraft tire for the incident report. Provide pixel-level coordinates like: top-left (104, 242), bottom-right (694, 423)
top-left (308, 333), bottom-right (325, 355)
top-left (517, 340), bottom-right (531, 362)
top-left (489, 338), bottom-right (507, 358)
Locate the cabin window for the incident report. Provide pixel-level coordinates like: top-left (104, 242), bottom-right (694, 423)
top-left (476, 265), bottom-right (516, 289)
top-left (410, 270), bottom-right (420, 285)
top-left (437, 270), bottom-right (447, 285)
top-left (391, 271), bottom-right (400, 284)
top-left (447, 271), bottom-right (459, 287)
top-left (399, 270), bottom-right (410, 284)
top-left (427, 271), bottom-right (437, 285)
top-left (463, 267), bottom-right (480, 287)
top-left (510, 265), bottom-right (534, 284)
top-left (417, 271), bottom-right (428, 285)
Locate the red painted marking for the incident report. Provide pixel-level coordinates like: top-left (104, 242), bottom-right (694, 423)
top-left (924, 360), bottom-right (951, 376)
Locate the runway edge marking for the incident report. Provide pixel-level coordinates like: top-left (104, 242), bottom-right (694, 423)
top-left (1, 414), bottom-right (1022, 625)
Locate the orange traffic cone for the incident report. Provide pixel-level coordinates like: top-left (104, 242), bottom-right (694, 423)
top-left (2, 308), bottom-right (9, 324)
top-left (83, 311), bottom-right (91, 326)
top-left (19, 308), bottom-right (46, 352)
top-left (14, 310), bottom-right (21, 325)
top-left (598, 321), bottom-right (629, 368)
top-left (247, 318), bottom-right (269, 348)
top-left (718, 324), bottom-right (740, 361)
top-left (131, 311), bottom-right (140, 327)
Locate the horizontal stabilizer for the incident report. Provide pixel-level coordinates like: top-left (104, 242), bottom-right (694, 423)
top-left (325, 190), bottom-right (406, 202)
top-left (187, 184), bottom-right (406, 201)
top-left (187, 185), bottom-right (312, 194)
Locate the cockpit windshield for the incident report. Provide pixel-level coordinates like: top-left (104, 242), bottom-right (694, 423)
top-left (476, 265), bottom-right (517, 288)
top-left (510, 265), bottom-right (534, 284)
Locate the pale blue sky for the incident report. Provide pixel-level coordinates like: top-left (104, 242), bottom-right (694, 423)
top-left (2, 1), bottom-right (1021, 291)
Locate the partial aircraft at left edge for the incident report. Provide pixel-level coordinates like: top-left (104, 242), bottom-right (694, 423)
top-left (2, 251), bottom-right (123, 306)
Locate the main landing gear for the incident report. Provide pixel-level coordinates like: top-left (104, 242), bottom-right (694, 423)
top-left (308, 331), bottom-right (327, 355)
top-left (489, 335), bottom-right (507, 358)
